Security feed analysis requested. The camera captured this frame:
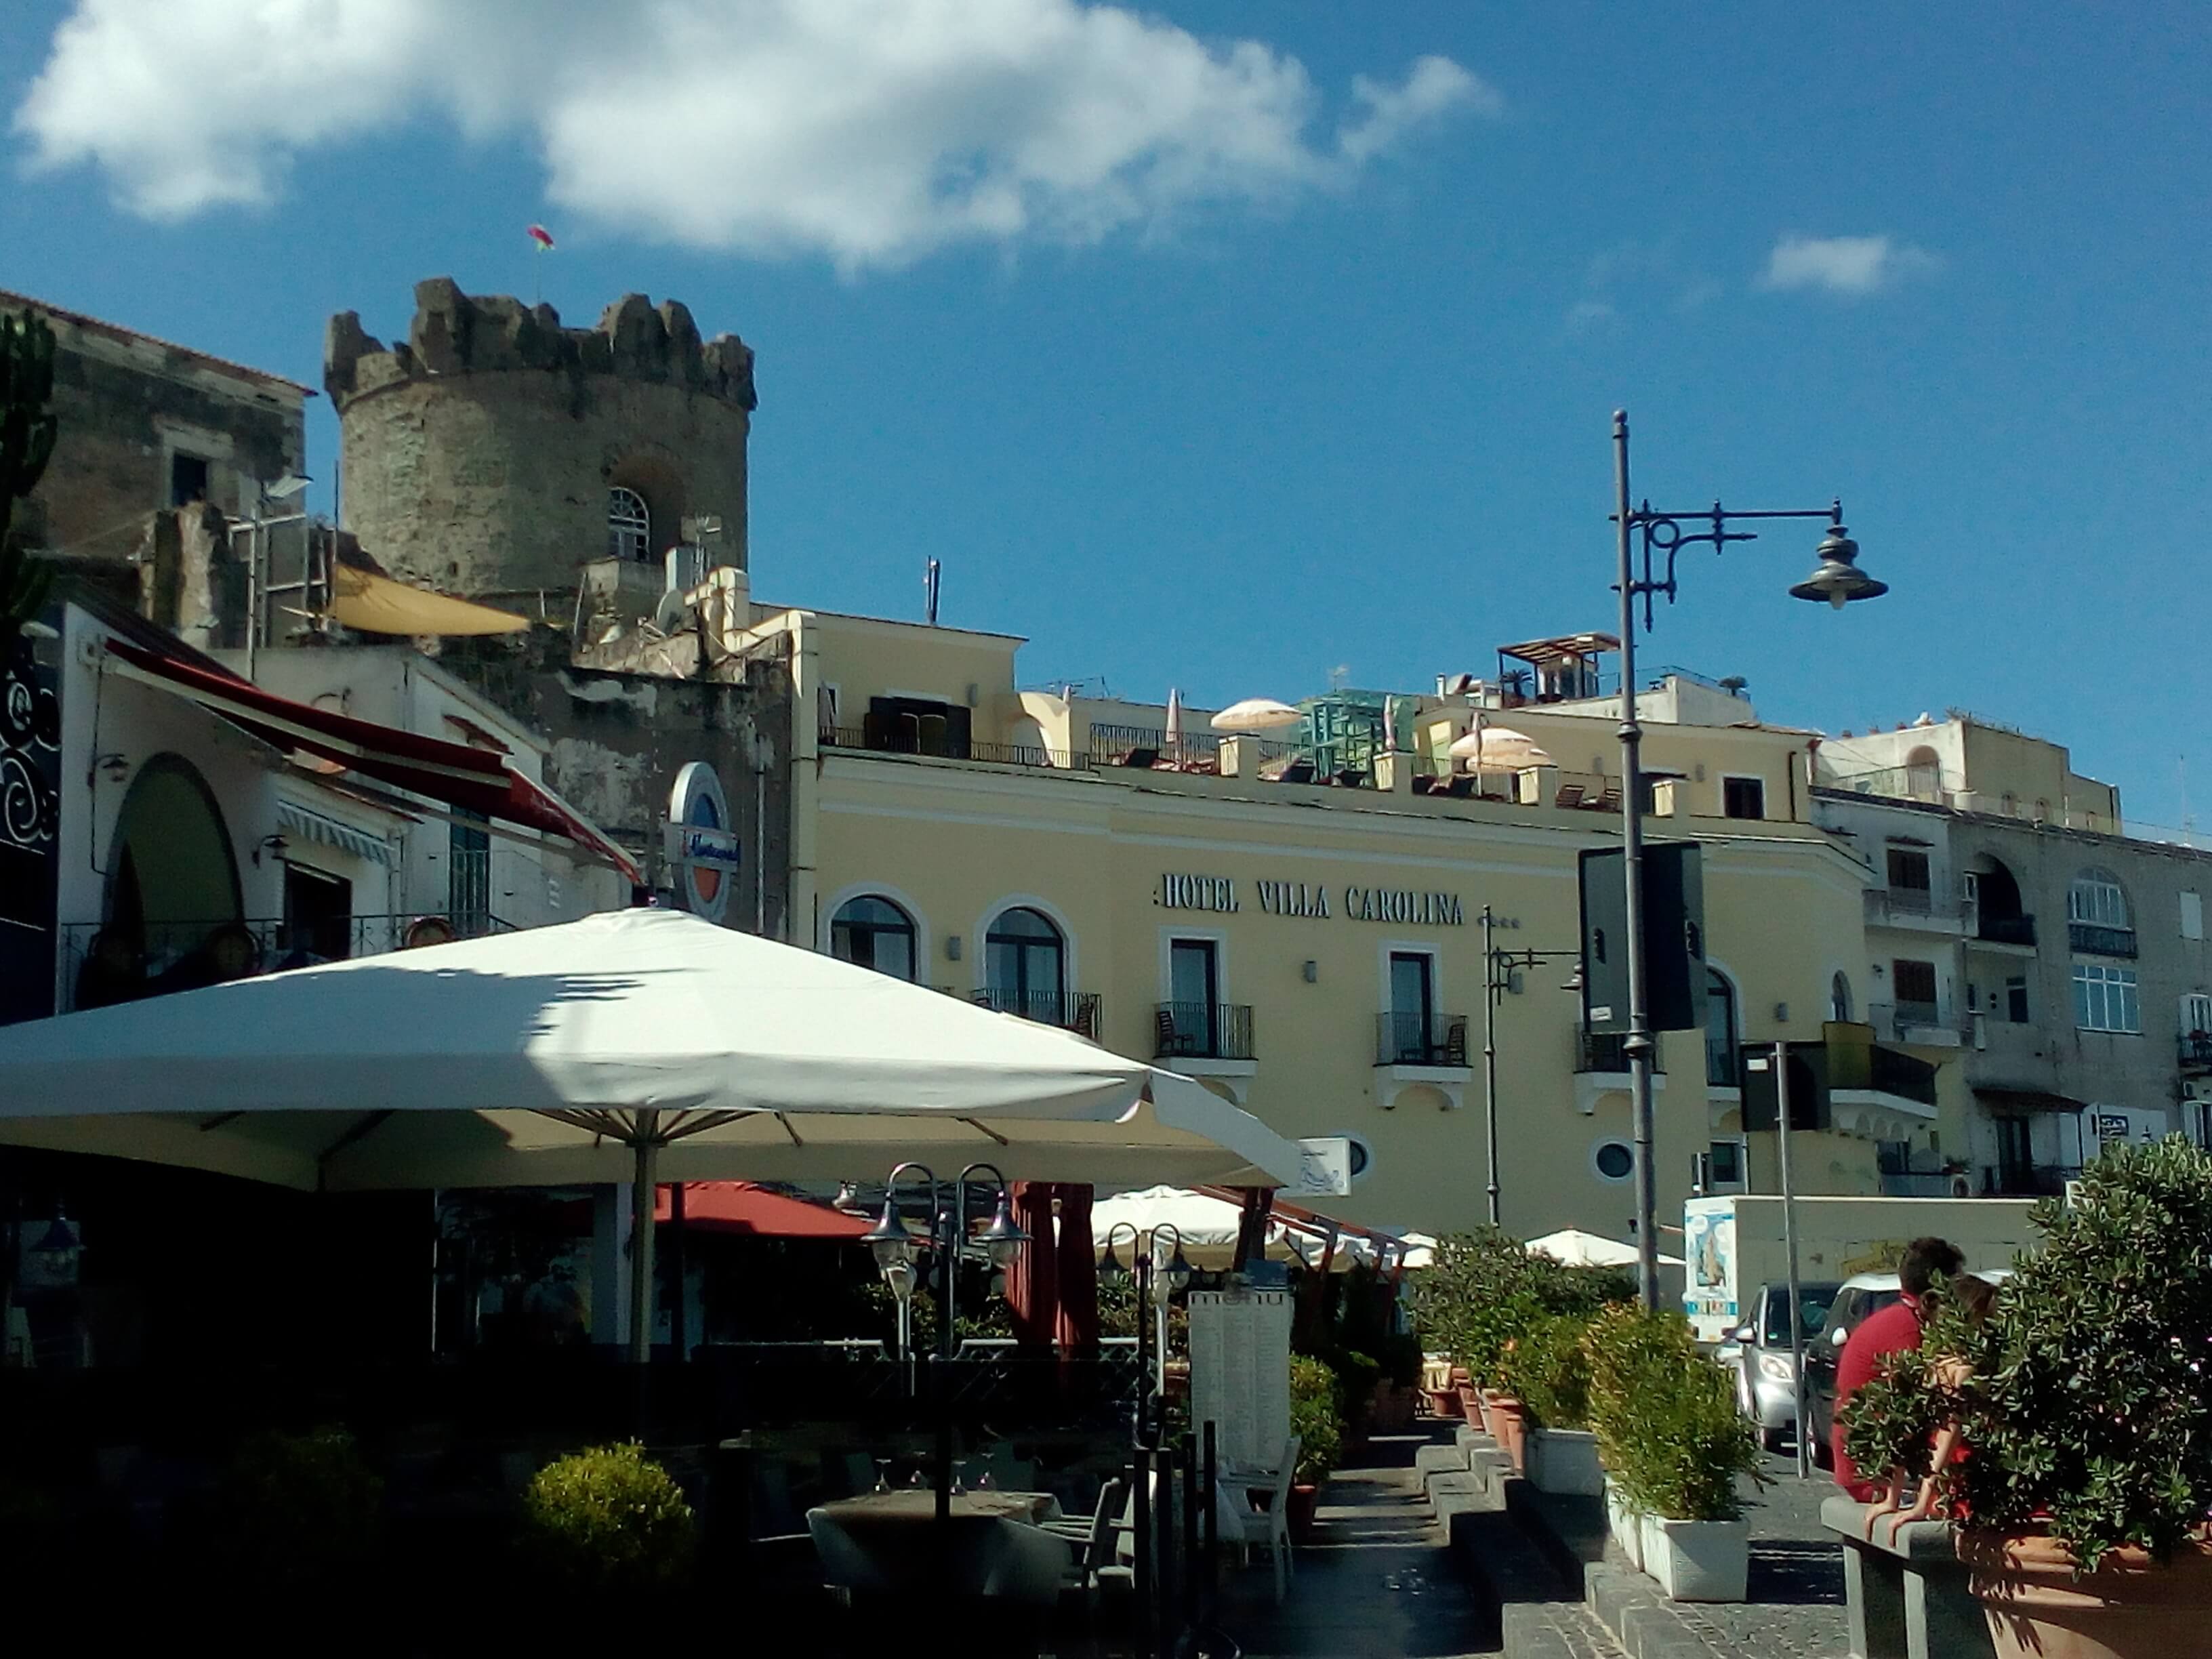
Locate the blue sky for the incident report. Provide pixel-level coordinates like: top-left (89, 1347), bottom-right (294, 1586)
top-left (4, 3), bottom-right (2208, 825)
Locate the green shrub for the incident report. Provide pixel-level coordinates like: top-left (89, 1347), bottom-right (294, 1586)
top-left (1288, 1355), bottom-right (1342, 1486)
top-left (520, 1443), bottom-right (697, 1593)
top-left (211, 1427), bottom-right (383, 1586)
top-left (1412, 1225), bottom-right (1631, 1384)
top-left (1840, 1347), bottom-right (1942, 1488)
top-left (1500, 1314), bottom-right (1595, 1431)
top-left (1584, 1304), bottom-right (1759, 1521)
top-left (1332, 1349), bottom-right (1382, 1423)
top-left (1940, 1136), bottom-right (2212, 1569)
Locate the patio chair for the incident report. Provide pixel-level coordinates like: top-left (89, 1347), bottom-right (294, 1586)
top-left (1046, 1474), bottom-right (1130, 1607)
top-left (1224, 1435), bottom-right (1300, 1603)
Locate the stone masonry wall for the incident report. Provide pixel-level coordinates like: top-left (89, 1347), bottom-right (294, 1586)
top-left (327, 279), bottom-right (755, 609)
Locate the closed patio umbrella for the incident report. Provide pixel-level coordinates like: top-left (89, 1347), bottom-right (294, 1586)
top-left (0, 909), bottom-right (1305, 1359)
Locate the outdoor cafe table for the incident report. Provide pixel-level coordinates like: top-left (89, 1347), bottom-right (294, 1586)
top-left (808, 1490), bottom-right (1071, 1607)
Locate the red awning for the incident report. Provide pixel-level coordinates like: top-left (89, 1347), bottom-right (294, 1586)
top-left (102, 637), bottom-right (641, 882)
top-left (655, 1183), bottom-right (872, 1240)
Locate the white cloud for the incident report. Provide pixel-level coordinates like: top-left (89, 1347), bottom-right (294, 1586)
top-left (14, 0), bottom-right (1490, 268)
top-left (1563, 298), bottom-right (1618, 336)
top-left (1760, 234), bottom-right (1939, 296)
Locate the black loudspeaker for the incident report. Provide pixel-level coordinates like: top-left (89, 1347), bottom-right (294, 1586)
top-left (1578, 843), bottom-right (1708, 1034)
top-left (1740, 1044), bottom-right (1827, 1131)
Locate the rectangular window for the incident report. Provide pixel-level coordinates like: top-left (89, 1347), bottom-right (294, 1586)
top-left (1722, 776), bottom-right (1766, 820)
top-left (169, 451), bottom-right (210, 506)
top-left (1892, 958), bottom-right (1939, 1014)
top-left (281, 863), bottom-right (352, 963)
top-left (1168, 937), bottom-right (1220, 1055)
top-left (2005, 975), bottom-right (2030, 1023)
top-left (2185, 992), bottom-right (2212, 1037)
top-left (1708, 1141), bottom-right (1744, 1187)
top-left (2072, 963), bottom-right (2141, 1033)
top-left (1885, 847), bottom-right (1933, 907)
top-left (2185, 890), bottom-right (2205, 941)
top-left (1387, 950), bottom-right (1436, 1062)
top-left (448, 811), bottom-right (491, 936)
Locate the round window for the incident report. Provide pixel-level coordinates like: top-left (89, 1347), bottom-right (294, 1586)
top-left (1591, 1139), bottom-right (1635, 1183)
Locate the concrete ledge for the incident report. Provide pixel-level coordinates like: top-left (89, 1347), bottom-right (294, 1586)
top-left (1822, 1497), bottom-right (1993, 1659)
top-left (1585, 1563), bottom-right (1712, 1659)
top-left (1415, 1442), bottom-right (1473, 1483)
top-left (1448, 1505), bottom-right (1576, 1652)
top-left (1425, 1469), bottom-right (1488, 1527)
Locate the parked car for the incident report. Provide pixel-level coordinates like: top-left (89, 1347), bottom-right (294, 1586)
top-left (1803, 1268), bottom-right (2013, 1468)
top-left (1716, 1279), bottom-right (1842, 1450)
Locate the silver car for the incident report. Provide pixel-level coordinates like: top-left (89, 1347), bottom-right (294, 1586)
top-left (1718, 1279), bottom-right (1842, 1451)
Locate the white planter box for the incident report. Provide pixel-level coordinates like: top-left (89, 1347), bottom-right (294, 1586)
top-left (1604, 1479), bottom-right (1644, 1570)
top-left (1639, 1514), bottom-right (1749, 1602)
top-left (1528, 1429), bottom-right (1605, 1496)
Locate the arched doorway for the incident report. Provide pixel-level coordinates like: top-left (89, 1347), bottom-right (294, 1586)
top-left (80, 756), bottom-right (247, 1007)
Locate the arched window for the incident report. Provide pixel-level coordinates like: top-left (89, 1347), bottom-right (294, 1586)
top-left (985, 906), bottom-right (1065, 1022)
top-left (830, 895), bottom-right (916, 981)
top-left (607, 487), bottom-right (651, 563)
top-left (1830, 971), bottom-right (1853, 1023)
top-left (1704, 967), bottom-right (1740, 1088)
top-left (2068, 868), bottom-right (2129, 930)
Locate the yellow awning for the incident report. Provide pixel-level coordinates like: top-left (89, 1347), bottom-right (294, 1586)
top-left (324, 565), bottom-right (529, 636)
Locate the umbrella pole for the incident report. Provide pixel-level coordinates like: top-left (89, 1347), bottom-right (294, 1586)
top-left (629, 1122), bottom-right (658, 1366)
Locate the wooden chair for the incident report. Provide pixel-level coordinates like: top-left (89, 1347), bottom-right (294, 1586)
top-left (1225, 1435), bottom-right (1300, 1603)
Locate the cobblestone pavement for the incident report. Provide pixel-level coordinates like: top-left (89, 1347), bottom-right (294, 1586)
top-left (1640, 1451), bottom-right (1849, 1659)
top-left (1224, 1434), bottom-right (1500, 1657)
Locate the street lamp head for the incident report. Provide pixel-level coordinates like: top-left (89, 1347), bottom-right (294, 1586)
top-left (1162, 1244), bottom-right (1193, 1294)
top-left (1098, 1244), bottom-right (1128, 1286)
top-left (863, 1197), bottom-right (922, 1275)
top-left (979, 1190), bottom-right (1030, 1269)
top-left (1788, 525), bottom-right (1887, 610)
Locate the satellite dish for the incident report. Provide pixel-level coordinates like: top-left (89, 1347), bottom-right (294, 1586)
top-left (653, 589), bottom-right (693, 634)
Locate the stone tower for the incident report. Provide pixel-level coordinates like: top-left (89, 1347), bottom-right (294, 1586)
top-left (325, 278), bottom-right (756, 608)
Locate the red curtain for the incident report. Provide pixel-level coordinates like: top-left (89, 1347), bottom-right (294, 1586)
top-left (1053, 1183), bottom-right (1099, 1355)
top-left (1005, 1181), bottom-right (1060, 1351)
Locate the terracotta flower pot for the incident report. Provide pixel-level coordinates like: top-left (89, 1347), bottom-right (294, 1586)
top-left (1286, 1481), bottom-right (1322, 1542)
top-left (1450, 1366), bottom-right (1471, 1386)
top-left (1425, 1387), bottom-right (1462, 1419)
top-left (1488, 1396), bottom-right (1527, 1471)
top-left (1457, 1384), bottom-right (1484, 1427)
top-left (1959, 1531), bottom-right (2212, 1659)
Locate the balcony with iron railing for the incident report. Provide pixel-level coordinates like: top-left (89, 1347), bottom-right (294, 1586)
top-left (1973, 911), bottom-right (2036, 948)
top-left (56, 912), bottom-right (516, 1015)
top-left (2180, 1031), bottom-right (2212, 1072)
top-left (1574, 1030), bottom-right (1662, 1077)
top-left (1981, 1162), bottom-right (2081, 1199)
top-left (2067, 922), bottom-right (2137, 958)
top-left (1863, 887), bottom-right (1972, 932)
top-left (975, 987), bottom-right (1102, 1038)
top-left (818, 724), bottom-right (1086, 770)
top-left (1154, 1002), bottom-right (1255, 1063)
top-left (1374, 1012), bottom-right (1470, 1069)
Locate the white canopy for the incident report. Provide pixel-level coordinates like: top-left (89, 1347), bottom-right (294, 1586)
top-left (0, 909), bottom-right (1302, 1191)
top-left (0, 910), bottom-right (1310, 1356)
top-left (1525, 1228), bottom-right (1683, 1269)
top-left (1210, 697), bottom-right (1303, 733)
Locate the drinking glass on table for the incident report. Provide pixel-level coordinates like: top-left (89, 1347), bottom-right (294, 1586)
top-left (872, 1458), bottom-right (891, 1495)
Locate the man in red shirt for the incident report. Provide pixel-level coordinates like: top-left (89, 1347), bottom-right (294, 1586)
top-left (1831, 1236), bottom-right (1964, 1499)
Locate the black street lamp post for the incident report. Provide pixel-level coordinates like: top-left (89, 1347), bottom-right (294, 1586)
top-left (1610, 409), bottom-right (1887, 1309)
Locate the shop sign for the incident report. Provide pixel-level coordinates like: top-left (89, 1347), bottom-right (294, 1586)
top-left (665, 762), bottom-right (742, 924)
top-left (1160, 871), bottom-right (1467, 926)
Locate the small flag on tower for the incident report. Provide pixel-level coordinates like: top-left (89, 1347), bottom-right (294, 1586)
top-left (527, 224), bottom-right (556, 251)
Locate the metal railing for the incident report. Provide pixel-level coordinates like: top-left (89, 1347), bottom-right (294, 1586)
top-left (2068, 921), bottom-right (2137, 958)
top-left (1153, 1002), bottom-right (1255, 1062)
top-left (1849, 1042), bottom-right (1941, 1107)
top-left (1864, 888), bottom-right (1971, 926)
top-left (1982, 1163), bottom-right (2081, 1198)
top-left (1088, 723), bottom-right (1223, 764)
top-left (1574, 1030), bottom-right (1662, 1076)
top-left (1374, 1012), bottom-right (1470, 1067)
top-left (58, 913), bottom-right (517, 1013)
top-left (1975, 912), bottom-right (2036, 947)
top-left (2180, 1031), bottom-right (2212, 1069)
top-left (975, 987), bottom-right (1101, 1037)
top-left (1828, 763), bottom-right (1967, 802)
top-left (817, 724), bottom-right (1087, 770)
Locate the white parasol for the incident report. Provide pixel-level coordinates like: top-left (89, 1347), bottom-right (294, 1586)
top-left (1209, 698), bottom-right (1303, 733)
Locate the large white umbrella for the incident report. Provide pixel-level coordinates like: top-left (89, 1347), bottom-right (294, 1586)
top-left (1448, 723), bottom-right (1553, 773)
top-left (1210, 698), bottom-right (1303, 734)
top-left (1090, 1183), bottom-right (1353, 1272)
top-left (1164, 688), bottom-right (1185, 752)
top-left (0, 909), bottom-right (1305, 1354)
top-left (1525, 1228), bottom-right (1683, 1269)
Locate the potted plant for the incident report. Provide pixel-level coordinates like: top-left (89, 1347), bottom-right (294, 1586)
top-left (520, 1441), bottom-right (697, 1597)
top-left (1504, 1314), bottom-right (1603, 1496)
top-left (1286, 1355), bottom-right (1342, 1541)
top-left (1587, 1304), bottom-right (1762, 1601)
top-left (1858, 1139), bottom-right (2212, 1658)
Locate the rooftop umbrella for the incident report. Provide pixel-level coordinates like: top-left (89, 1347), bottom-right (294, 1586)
top-left (1164, 688), bottom-right (1184, 754)
top-left (0, 909), bottom-right (1305, 1358)
top-left (1447, 723), bottom-right (1553, 773)
top-left (1209, 698), bottom-right (1303, 733)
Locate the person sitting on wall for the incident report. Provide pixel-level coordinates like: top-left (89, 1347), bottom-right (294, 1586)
top-left (1830, 1235), bottom-right (1965, 1501)
top-left (1859, 1271), bottom-right (1997, 1531)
